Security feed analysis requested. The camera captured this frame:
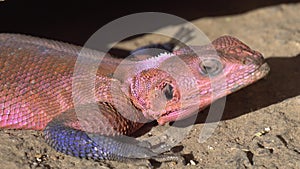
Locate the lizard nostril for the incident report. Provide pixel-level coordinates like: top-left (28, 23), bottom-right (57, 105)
top-left (242, 56), bottom-right (254, 65)
top-left (242, 52), bottom-right (264, 66)
top-left (254, 52), bottom-right (265, 64)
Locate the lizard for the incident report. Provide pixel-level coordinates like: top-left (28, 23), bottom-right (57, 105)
top-left (0, 33), bottom-right (270, 165)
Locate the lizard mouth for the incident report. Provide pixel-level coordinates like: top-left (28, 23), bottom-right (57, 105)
top-left (157, 106), bottom-right (198, 125)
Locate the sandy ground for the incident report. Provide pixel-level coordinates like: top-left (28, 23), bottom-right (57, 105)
top-left (0, 2), bottom-right (299, 169)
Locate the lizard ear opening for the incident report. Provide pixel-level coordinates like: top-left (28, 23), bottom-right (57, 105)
top-left (162, 83), bottom-right (174, 101)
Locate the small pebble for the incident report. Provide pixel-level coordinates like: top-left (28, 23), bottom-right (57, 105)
top-left (208, 146), bottom-right (214, 150)
top-left (190, 160), bottom-right (196, 165)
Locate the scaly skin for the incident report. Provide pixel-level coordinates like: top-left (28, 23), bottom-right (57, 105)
top-left (0, 33), bottom-right (270, 162)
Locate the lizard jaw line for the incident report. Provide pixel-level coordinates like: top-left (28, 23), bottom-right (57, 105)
top-left (156, 63), bottom-right (270, 125)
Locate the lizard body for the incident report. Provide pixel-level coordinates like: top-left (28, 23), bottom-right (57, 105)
top-left (0, 33), bottom-right (269, 163)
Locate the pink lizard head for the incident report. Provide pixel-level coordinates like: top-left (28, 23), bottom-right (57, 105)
top-left (129, 36), bottom-right (270, 125)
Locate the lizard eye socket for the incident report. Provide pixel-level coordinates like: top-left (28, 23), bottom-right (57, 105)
top-left (162, 83), bottom-right (174, 101)
top-left (199, 58), bottom-right (223, 76)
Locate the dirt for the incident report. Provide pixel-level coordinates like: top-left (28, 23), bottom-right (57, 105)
top-left (0, 2), bottom-right (299, 169)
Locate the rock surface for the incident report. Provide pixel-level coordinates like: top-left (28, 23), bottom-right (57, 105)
top-left (0, 2), bottom-right (299, 169)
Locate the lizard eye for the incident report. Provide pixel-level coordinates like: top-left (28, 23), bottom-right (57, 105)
top-left (199, 58), bottom-right (223, 76)
top-left (162, 83), bottom-right (174, 101)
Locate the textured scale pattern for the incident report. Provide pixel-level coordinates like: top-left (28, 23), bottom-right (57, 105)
top-left (0, 36), bottom-right (75, 129)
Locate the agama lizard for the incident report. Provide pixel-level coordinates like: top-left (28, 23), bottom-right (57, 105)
top-left (0, 33), bottom-right (270, 165)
